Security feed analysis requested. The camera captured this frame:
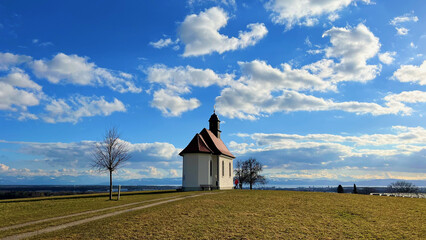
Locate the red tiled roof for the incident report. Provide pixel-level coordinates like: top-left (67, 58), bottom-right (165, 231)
top-left (200, 128), bottom-right (235, 158)
top-left (179, 128), bottom-right (235, 158)
top-left (179, 133), bottom-right (213, 156)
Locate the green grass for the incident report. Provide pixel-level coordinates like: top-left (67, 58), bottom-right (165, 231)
top-left (28, 190), bottom-right (425, 239)
top-left (0, 190), bottom-right (194, 228)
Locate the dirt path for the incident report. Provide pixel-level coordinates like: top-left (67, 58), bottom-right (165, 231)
top-left (1, 192), bottom-right (216, 240)
top-left (0, 195), bottom-right (182, 232)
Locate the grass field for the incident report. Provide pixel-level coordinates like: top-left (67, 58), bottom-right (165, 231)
top-left (0, 190), bottom-right (197, 227)
top-left (0, 190), bottom-right (198, 238)
top-left (2, 190), bottom-right (425, 239)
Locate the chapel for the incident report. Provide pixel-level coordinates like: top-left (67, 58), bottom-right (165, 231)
top-left (179, 111), bottom-right (235, 191)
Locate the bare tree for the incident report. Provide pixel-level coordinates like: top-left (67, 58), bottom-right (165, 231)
top-left (242, 158), bottom-right (266, 190)
top-left (92, 127), bottom-right (131, 200)
top-left (234, 160), bottom-right (247, 189)
top-left (387, 181), bottom-right (419, 193)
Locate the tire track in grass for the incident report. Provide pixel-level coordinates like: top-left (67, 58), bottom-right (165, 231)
top-left (1, 192), bottom-right (219, 240)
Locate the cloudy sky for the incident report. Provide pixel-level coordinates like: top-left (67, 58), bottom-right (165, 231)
top-left (1, 0), bottom-right (425, 186)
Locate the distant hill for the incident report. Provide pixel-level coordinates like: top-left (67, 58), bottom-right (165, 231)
top-left (1, 174), bottom-right (425, 187)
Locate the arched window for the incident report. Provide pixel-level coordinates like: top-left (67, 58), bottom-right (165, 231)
top-left (222, 161), bottom-right (224, 177)
top-left (210, 160), bottom-right (212, 176)
top-left (229, 162), bottom-right (231, 177)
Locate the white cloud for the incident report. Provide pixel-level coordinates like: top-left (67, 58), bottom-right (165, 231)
top-left (0, 51), bottom-right (139, 94)
top-left (31, 53), bottom-right (94, 84)
top-left (306, 49), bottom-right (324, 55)
top-left (32, 39), bottom-right (53, 47)
top-left (384, 90), bottom-right (426, 104)
top-left (0, 68), bottom-right (41, 90)
top-left (215, 24), bottom-right (385, 119)
top-left (138, 166), bottom-right (164, 178)
top-left (42, 95), bottom-right (126, 124)
top-left (179, 7), bottom-right (267, 57)
top-left (150, 38), bottom-right (172, 48)
top-left (0, 163), bottom-right (9, 171)
top-left (147, 166), bottom-right (162, 177)
top-left (328, 13), bottom-right (340, 22)
top-left (130, 142), bottom-right (181, 160)
top-left (187, 0), bottom-right (236, 9)
top-left (216, 89), bottom-right (410, 120)
top-left (148, 23), bottom-right (406, 120)
top-left (151, 89), bottom-right (200, 117)
top-left (243, 60), bottom-right (335, 91)
top-left (169, 169), bottom-right (179, 177)
top-left (268, 169), bottom-right (426, 182)
top-left (392, 60), bottom-right (426, 85)
top-left (149, 38), bottom-right (179, 49)
top-left (301, 24), bottom-right (381, 83)
top-left (16, 141), bottom-right (96, 168)
top-left (390, 13), bottom-right (418, 26)
top-left (0, 52), bottom-right (32, 71)
top-left (319, 23), bottom-right (380, 83)
top-left (231, 126), bottom-right (426, 175)
top-left (18, 112), bottom-right (39, 121)
top-left (3, 139), bottom-right (181, 171)
top-left (264, 0), bottom-right (370, 30)
top-left (0, 81), bottom-right (40, 111)
top-left (390, 13), bottom-right (418, 35)
top-left (0, 52), bottom-right (136, 122)
top-left (378, 51), bottom-right (396, 65)
top-left (304, 37), bottom-right (312, 47)
top-left (0, 167), bottom-right (82, 178)
top-left (236, 126), bottom-right (426, 150)
top-left (146, 64), bottom-right (234, 116)
top-left (147, 64), bottom-right (233, 91)
top-left (31, 53), bottom-right (141, 93)
top-left (396, 27), bottom-right (409, 35)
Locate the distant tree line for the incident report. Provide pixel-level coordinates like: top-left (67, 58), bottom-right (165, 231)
top-left (0, 191), bottom-right (57, 200)
top-left (234, 158), bottom-right (266, 190)
top-left (336, 181), bottom-right (419, 194)
top-left (337, 184), bottom-right (360, 194)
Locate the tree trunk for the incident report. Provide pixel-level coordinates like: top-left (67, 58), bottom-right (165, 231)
top-left (250, 182), bottom-right (252, 190)
top-left (109, 170), bottom-right (113, 200)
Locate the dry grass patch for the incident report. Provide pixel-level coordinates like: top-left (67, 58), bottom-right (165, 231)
top-left (0, 190), bottom-right (193, 228)
top-left (33, 190), bottom-right (425, 239)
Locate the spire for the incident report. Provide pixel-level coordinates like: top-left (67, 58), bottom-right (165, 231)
top-left (209, 109), bottom-right (221, 138)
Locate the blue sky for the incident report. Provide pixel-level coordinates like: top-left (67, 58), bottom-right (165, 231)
top-left (0, 0), bottom-right (425, 186)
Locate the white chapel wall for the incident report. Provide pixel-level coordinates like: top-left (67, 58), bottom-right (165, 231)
top-left (218, 155), bottom-right (234, 189)
top-left (197, 153), bottom-right (211, 186)
top-left (211, 155), bottom-right (218, 187)
top-left (182, 153), bottom-right (199, 189)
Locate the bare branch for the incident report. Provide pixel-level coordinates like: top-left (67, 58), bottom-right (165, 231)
top-left (91, 127), bottom-right (131, 200)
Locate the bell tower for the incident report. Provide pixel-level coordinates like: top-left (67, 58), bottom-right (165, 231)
top-left (209, 110), bottom-right (221, 139)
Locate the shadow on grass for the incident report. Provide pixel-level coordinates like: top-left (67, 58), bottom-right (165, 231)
top-left (0, 190), bottom-right (179, 204)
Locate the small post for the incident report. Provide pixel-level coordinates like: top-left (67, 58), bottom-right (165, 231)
top-left (117, 185), bottom-right (121, 201)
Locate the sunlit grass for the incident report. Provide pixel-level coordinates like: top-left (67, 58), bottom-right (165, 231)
top-left (31, 190), bottom-right (426, 239)
top-left (0, 190), bottom-right (193, 228)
